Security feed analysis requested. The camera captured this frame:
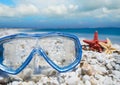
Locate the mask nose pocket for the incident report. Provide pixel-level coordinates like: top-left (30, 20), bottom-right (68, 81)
top-left (24, 51), bottom-right (54, 76)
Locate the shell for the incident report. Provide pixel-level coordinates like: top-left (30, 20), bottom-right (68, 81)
top-left (80, 61), bottom-right (95, 76)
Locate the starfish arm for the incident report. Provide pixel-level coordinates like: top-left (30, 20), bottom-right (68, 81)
top-left (106, 38), bottom-right (112, 47)
top-left (105, 50), bottom-right (109, 54)
top-left (99, 40), bottom-right (107, 43)
top-left (105, 48), bottom-right (116, 54)
top-left (110, 48), bottom-right (117, 51)
top-left (111, 51), bottom-right (114, 54)
top-left (93, 31), bottom-right (98, 41)
top-left (107, 51), bottom-right (110, 54)
top-left (83, 40), bottom-right (94, 44)
top-left (111, 47), bottom-right (116, 50)
top-left (99, 42), bottom-right (108, 49)
top-left (109, 51), bottom-right (113, 54)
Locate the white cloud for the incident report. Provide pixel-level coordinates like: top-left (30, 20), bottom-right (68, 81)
top-left (76, 0), bottom-right (120, 11)
top-left (15, 4), bottom-right (39, 16)
top-left (0, 0), bottom-right (120, 19)
top-left (0, 4), bottom-right (39, 17)
top-left (13, 0), bottom-right (70, 8)
top-left (43, 5), bottom-right (67, 15)
top-left (43, 4), bottom-right (78, 16)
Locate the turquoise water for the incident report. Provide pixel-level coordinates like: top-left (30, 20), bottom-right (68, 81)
top-left (26, 28), bottom-right (120, 35)
top-left (24, 28), bottom-right (120, 44)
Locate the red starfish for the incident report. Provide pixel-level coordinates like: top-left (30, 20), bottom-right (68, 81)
top-left (83, 31), bottom-right (106, 52)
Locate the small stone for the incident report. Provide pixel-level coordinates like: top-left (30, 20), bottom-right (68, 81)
top-left (36, 76), bottom-right (59, 85)
top-left (105, 59), bottom-right (110, 64)
top-left (97, 56), bottom-right (104, 63)
top-left (9, 75), bottom-right (23, 81)
top-left (114, 64), bottom-right (120, 71)
top-left (82, 54), bottom-right (88, 61)
top-left (89, 59), bottom-right (98, 65)
top-left (11, 81), bottom-right (21, 85)
top-left (65, 72), bottom-right (79, 85)
top-left (112, 79), bottom-right (120, 85)
top-left (18, 68), bottom-right (32, 80)
top-left (27, 81), bottom-right (36, 85)
top-left (98, 77), bottom-right (105, 85)
top-left (57, 73), bottom-right (66, 84)
top-left (112, 70), bottom-right (120, 80)
top-left (83, 75), bottom-right (90, 82)
top-left (116, 59), bottom-right (120, 64)
top-left (90, 77), bottom-right (97, 85)
top-left (76, 67), bottom-right (82, 76)
top-left (81, 61), bottom-right (94, 76)
top-left (93, 65), bottom-right (107, 75)
top-left (110, 61), bottom-right (116, 67)
top-left (103, 76), bottom-right (113, 85)
top-left (77, 80), bottom-right (84, 85)
top-left (85, 80), bottom-right (91, 85)
top-left (0, 76), bottom-right (10, 84)
top-left (20, 82), bottom-right (29, 85)
top-left (106, 63), bottom-right (113, 70)
top-left (58, 76), bottom-right (65, 84)
top-left (94, 74), bottom-right (103, 80)
top-left (48, 70), bottom-right (57, 77)
top-left (31, 74), bottom-right (45, 83)
top-left (114, 55), bottom-right (120, 64)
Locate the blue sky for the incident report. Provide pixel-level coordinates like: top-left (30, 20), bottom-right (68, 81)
top-left (0, 0), bottom-right (120, 28)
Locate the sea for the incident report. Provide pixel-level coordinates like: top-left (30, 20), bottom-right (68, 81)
top-left (23, 28), bottom-right (120, 44)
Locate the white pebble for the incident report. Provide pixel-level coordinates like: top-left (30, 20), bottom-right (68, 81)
top-left (89, 59), bottom-right (98, 65)
top-left (94, 74), bottom-right (104, 80)
top-left (103, 76), bottom-right (113, 85)
top-left (93, 65), bottom-right (107, 74)
top-left (65, 72), bottom-right (79, 85)
top-left (20, 82), bottom-right (29, 85)
top-left (27, 81), bottom-right (36, 85)
top-left (112, 70), bottom-right (120, 79)
top-left (97, 56), bottom-right (104, 63)
top-left (110, 62), bottom-right (116, 67)
top-left (106, 63), bottom-right (113, 70)
top-left (85, 80), bottom-right (91, 85)
top-left (83, 75), bottom-right (90, 81)
top-left (76, 67), bottom-right (82, 75)
top-left (114, 64), bottom-right (120, 70)
top-left (11, 81), bottom-right (21, 85)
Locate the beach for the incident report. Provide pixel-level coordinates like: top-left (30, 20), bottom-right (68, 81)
top-left (0, 29), bottom-right (120, 85)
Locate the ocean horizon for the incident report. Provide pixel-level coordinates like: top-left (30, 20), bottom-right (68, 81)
top-left (0, 28), bottom-right (119, 44)
top-left (22, 28), bottom-right (120, 44)
top-left (24, 28), bottom-right (120, 35)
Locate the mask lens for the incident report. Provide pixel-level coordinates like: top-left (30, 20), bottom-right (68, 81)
top-left (2, 38), bottom-right (36, 70)
top-left (1, 35), bottom-right (77, 71)
top-left (38, 36), bottom-right (76, 67)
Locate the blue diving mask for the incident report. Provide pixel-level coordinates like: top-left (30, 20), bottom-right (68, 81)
top-left (0, 32), bottom-right (82, 74)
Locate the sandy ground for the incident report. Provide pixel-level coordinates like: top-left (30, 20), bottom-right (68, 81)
top-left (0, 29), bottom-right (120, 85)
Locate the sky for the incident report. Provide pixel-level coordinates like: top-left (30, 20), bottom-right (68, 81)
top-left (0, 0), bottom-right (120, 28)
